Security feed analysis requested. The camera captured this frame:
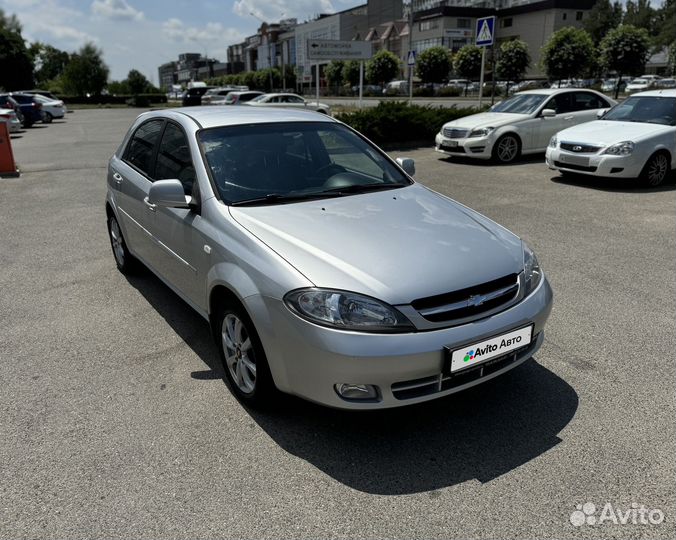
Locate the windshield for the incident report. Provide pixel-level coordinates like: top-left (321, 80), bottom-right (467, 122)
top-left (631, 79), bottom-right (648, 84)
top-left (491, 93), bottom-right (547, 114)
top-left (603, 96), bottom-right (676, 126)
top-left (199, 122), bottom-right (410, 205)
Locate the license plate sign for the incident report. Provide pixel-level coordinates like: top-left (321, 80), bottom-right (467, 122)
top-left (449, 325), bottom-right (533, 373)
top-left (446, 140), bottom-right (458, 147)
top-left (560, 153), bottom-right (589, 167)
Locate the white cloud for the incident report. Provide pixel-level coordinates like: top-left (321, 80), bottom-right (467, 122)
top-left (232, 0), bottom-right (335, 22)
top-left (27, 20), bottom-right (97, 45)
top-left (91, 0), bottom-right (144, 21)
top-left (162, 18), bottom-right (244, 46)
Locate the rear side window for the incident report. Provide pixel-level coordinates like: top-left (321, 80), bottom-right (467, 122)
top-left (155, 123), bottom-right (196, 195)
top-left (239, 93), bottom-right (260, 103)
top-left (124, 120), bottom-right (163, 177)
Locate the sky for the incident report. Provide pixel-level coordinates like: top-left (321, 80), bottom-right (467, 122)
top-left (0, 0), bottom-right (359, 82)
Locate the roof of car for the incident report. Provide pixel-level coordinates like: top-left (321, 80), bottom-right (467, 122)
top-left (630, 89), bottom-right (676, 97)
top-left (516, 88), bottom-right (596, 96)
top-left (167, 106), bottom-right (337, 129)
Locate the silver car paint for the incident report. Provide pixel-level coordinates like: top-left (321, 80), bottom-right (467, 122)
top-left (106, 107), bottom-right (553, 409)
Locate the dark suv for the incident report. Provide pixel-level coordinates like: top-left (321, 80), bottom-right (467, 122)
top-left (181, 86), bottom-right (214, 107)
top-left (4, 93), bottom-right (44, 127)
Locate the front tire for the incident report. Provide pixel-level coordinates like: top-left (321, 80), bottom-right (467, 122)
top-left (492, 134), bottom-right (521, 164)
top-left (640, 152), bottom-right (670, 187)
top-left (216, 304), bottom-right (275, 407)
top-left (43, 112), bottom-right (53, 124)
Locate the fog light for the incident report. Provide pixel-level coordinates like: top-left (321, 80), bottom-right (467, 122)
top-left (335, 383), bottom-right (378, 400)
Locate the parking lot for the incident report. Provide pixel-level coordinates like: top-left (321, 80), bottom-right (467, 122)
top-left (1, 109), bottom-right (674, 539)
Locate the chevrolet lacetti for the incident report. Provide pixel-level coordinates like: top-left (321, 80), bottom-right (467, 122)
top-left (105, 107), bottom-right (553, 409)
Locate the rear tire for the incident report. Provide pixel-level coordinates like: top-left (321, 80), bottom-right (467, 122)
top-left (215, 302), bottom-right (276, 408)
top-left (640, 152), bottom-right (670, 187)
top-left (107, 214), bottom-right (139, 274)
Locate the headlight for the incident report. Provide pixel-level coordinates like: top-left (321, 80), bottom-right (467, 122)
top-left (603, 141), bottom-right (634, 155)
top-left (548, 135), bottom-right (557, 148)
top-left (469, 126), bottom-right (495, 138)
top-left (523, 242), bottom-right (543, 296)
top-left (284, 289), bottom-right (414, 333)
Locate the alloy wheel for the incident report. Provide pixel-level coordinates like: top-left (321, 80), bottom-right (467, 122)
top-left (109, 217), bottom-right (125, 267)
top-left (222, 313), bottom-right (257, 394)
top-left (496, 136), bottom-right (519, 163)
top-left (646, 154), bottom-right (668, 186)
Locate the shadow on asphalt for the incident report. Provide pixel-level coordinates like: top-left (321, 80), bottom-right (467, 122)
top-left (550, 173), bottom-right (676, 193)
top-left (438, 153), bottom-right (545, 167)
top-left (126, 271), bottom-right (578, 495)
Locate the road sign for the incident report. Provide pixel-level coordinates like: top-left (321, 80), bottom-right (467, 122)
top-left (306, 40), bottom-right (372, 61)
top-left (407, 50), bottom-right (416, 66)
top-left (476, 16), bottom-right (495, 47)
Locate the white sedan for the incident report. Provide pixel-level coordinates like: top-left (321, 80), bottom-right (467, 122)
top-left (32, 94), bottom-right (66, 123)
top-left (245, 93), bottom-right (331, 115)
top-left (0, 108), bottom-right (22, 133)
top-left (546, 89), bottom-right (676, 187)
top-left (435, 89), bottom-right (615, 163)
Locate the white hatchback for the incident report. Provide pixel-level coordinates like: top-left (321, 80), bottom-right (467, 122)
top-left (435, 89), bottom-right (615, 163)
top-left (546, 89), bottom-right (676, 187)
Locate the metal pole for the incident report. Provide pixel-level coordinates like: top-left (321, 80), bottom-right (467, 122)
top-left (359, 61), bottom-right (364, 109)
top-left (478, 46), bottom-right (486, 108)
top-left (408, 1), bottom-right (413, 105)
top-left (316, 63), bottom-right (320, 103)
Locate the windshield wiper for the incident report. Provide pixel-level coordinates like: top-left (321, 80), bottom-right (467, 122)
top-left (230, 192), bottom-right (344, 207)
top-left (321, 182), bottom-right (409, 195)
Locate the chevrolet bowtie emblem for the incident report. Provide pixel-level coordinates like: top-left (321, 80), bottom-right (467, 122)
top-left (468, 294), bottom-right (487, 307)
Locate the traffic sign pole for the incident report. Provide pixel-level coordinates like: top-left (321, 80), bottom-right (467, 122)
top-left (316, 63), bottom-right (319, 103)
top-left (479, 46), bottom-right (485, 108)
top-left (407, 50), bottom-right (416, 105)
top-left (359, 61), bottom-right (364, 109)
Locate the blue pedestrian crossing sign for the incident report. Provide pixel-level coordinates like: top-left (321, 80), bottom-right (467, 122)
top-left (476, 16), bottom-right (495, 46)
top-left (407, 50), bottom-right (416, 66)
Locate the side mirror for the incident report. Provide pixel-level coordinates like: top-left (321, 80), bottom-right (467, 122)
top-left (541, 108), bottom-right (556, 118)
top-left (396, 157), bottom-right (415, 176)
top-left (147, 179), bottom-right (191, 209)
top-left (597, 108), bottom-right (608, 119)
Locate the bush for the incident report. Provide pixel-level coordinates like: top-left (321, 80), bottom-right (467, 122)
top-left (335, 101), bottom-right (484, 145)
top-left (412, 86), bottom-right (434, 97)
top-left (437, 86), bottom-right (461, 97)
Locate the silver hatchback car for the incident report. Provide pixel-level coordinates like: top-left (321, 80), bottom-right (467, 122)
top-left (106, 107), bottom-right (553, 409)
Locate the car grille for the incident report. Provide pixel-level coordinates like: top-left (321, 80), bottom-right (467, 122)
top-left (560, 142), bottom-right (602, 153)
top-left (554, 161), bottom-right (598, 173)
top-left (442, 127), bottom-right (469, 139)
top-left (391, 335), bottom-right (539, 400)
top-left (439, 144), bottom-right (465, 153)
top-left (411, 273), bottom-right (519, 323)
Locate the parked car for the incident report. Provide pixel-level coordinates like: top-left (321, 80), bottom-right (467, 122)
top-left (246, 93), bottom-right (331, 115)
top-left (550, 79), bottom-right (581, 88)
top-left (3, 93), bottom-right (43, 127)
top-left (0, 95), bottom-right (25, 126)
top-left (19, 89), bottom-right (60, 101)
top-left (546, 89), bottom-right (676, 187)
top-left (31, 94), bottom-right (66, 122)
top-left (655, 78), bottom-right (676, 89)
top-left (105, 107), bottom-right (553, 409)
top-left (436, 89), bottom-right (616, 163)
top-left (0, 108), bottom-right (22, 133)
top-left (601, 78), bottom-right (627, 93)
top-left (202, 87), bottom-right (235, 105)
top-left (223, 91), bottom-right (264, 105)
top-left (383, 80), bottom-right (409, 95)
top-left (625, 78), bottom-right (653, 93)
top-left (181, 86), bottom-right (215, 106)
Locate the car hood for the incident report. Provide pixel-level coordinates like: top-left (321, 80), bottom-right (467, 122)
top-left (229, 184), bottom-right (523, 305)
top-left (556, 120), bottom-right (670, 145)
top-left (442, 112), bottom-right (529, 131)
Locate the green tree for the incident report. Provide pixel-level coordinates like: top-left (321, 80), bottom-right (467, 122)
top-left (453, 45), bottom-right (482, 95)
top-left (61, 43), bottom-right (109, 95)
top-left (623, 0), bottom-right (656, 33)
top-left (600, 24), bottom-right (651, 98)
top-left (324, 60), bottom-right (345, 91)
top-left (541, 27), bottom-right (595, 85)
top-left (29, 43), bottom-right (70, 87)
top-left (584, 0), bottom-right (623, 45)
top-left (342, 60), bottom-right (361, 87)
top-left (0, 10), bottom-right (33, 90)
top-left (126, 69), bottom-right (150, 95)
top-left (495, 39), bottom-right (530, 93)
top-left (653, 0), bottom-right (676, 50)
top-left (107, 80), bottom-right (130, 94)
top-left (415, 46), bottom-right (452, 83)
top-left (365, 49), bottom-right (401, 86)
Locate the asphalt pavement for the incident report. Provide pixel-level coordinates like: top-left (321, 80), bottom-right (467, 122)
top-left (1, 109), bottom-right (674, 539)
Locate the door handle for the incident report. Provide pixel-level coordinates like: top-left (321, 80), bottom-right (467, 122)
top-left (143, 197), bottom-right (156, 212)
top-left (112, 172), bottom-right (123, 184)
top-left (564, 116), bottom-right (574, 120)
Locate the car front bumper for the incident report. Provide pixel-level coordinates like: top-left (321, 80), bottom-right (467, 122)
top-left (434, 132), bottom-right (494, 160)
top-left (251, 276), bottom-right (553, 409)
top-left (546, 147), bottom-right (644, 178)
